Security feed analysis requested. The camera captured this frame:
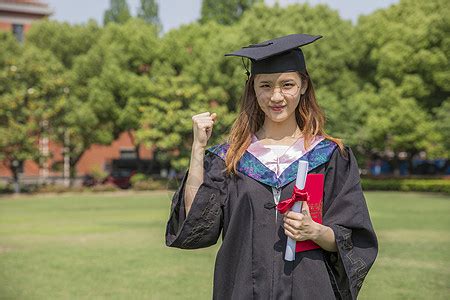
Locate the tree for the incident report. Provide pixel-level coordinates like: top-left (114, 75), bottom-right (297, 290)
top-left (433, 99), bottom-right (450, 157)
top-left (69, 19), bottom-right (160, 174)
top-left (342, 80), bottom-right (445, 173)
top-left (200, 0), bottom-right (262, 25)
top-left (137, 0), bottom-right (161, 29)
top-left (26, 20), bottom-right (101, 69)
top-left (25, 20), bottom-right (104, 184)
top-left (347, 0), bottom-right (449, 167)
top-left (104, 0), bottom-right (131, 25)
top-left (135, 71), bottom-right (231, 170)
top-left (0, 41), bottom-right (67, 192)
top-left (355, 0), bottom-right (449, 111)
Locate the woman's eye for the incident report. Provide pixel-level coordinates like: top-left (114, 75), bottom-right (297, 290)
top-left (260, 84), bottom-right (271, 89)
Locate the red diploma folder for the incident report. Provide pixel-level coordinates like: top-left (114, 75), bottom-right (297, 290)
top-left (296, 173), bottom-right (324, 252)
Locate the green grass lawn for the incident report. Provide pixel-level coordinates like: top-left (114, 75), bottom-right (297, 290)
top-left (0, 191), bottom-right (449, 299)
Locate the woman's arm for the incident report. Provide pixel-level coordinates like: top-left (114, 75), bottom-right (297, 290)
top-left (184, 112), bottom-right (217, 216)
top-left (184, 143), bottom-right (205, 216)
top-left (311, 223), bottom-right (337, 252)
top-left (166, 144), bottom-right (225, 250)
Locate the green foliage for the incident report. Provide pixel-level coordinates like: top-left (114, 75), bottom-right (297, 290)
top-left (355, 0), bottom-right (450, 110)
top-left (137, 0), bottom-right (161, 29)
top-left (26, 20), bottom-right (101, 68)
top-left (0, 182), bottom-right (13, 194)
top-left (135, 73), bottom-right (229, 170)
top-left (0, 31), bottom-right (21, 68)
top-left (66, 19), bottom-right (160, 171)
top-left (0, 44), bottom-right (66, 169)
top-left (90, 167), bottom-right (108, 181)
top-left (90, 183), bottom-right (120, 192)
top-left (200, 0), bottom-right (263, 25)
top-left (130, 173), bottom-right (147, 185)
top-left (433, 99), bottom-right (450, 157)
top-left (341, 80), bottom-right (445, 158)
top-left (131, 177), bottom-right (168, 190)
top-left (103, 0), bottom-right (131, 25)
top-left (1, 0), bottom-right (448, 177)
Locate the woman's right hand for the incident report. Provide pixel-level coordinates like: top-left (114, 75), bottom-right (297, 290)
top-left (192, 112), bottom-right (217, 148)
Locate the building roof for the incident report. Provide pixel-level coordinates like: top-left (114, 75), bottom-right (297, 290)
top-left (0, 0), bottom-right (52, 16)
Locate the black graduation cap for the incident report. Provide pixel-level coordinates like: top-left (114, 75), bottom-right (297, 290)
top-left (225, 34), bottom-right (322, 75)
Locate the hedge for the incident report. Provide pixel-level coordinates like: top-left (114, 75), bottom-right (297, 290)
top-left (361, 178), bottom-right (450, 194)
top-left (1, 178), bottom-right (448, 195)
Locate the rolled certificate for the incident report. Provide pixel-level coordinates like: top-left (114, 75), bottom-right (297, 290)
top-left (285, 160), bottom-right (309, 261)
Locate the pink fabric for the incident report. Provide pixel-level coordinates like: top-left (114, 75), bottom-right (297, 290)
top-left (247, 134), bottom-right (325, 177)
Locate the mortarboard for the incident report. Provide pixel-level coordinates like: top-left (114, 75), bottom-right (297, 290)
top-left (225, 34), bottom-right (322, 76)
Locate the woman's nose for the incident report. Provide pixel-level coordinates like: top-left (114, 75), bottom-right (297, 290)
top-left (270, 89), bottom-right (284, 101)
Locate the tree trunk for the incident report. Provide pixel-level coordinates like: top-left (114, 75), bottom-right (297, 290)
top-left (10, 160), bottom-right (21, 193)
top-left (135, 143), bottom-right (141, 173)
top-left (63, 130), bottom-right (70, 187)
top-left (407, 151), bottom-right (417, 175)
top-left (69, 152), bottom-right (84, 187)
top-left (127, 130), bottom-right (142, 173)
top-left (391, 154), bottom-right (400, 176)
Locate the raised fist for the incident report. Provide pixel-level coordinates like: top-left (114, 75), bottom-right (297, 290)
top-left (192, 112), bottom-right (217, 147)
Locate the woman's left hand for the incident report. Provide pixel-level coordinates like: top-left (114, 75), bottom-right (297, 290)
top-left (282, 202), bottom-right (323, 242)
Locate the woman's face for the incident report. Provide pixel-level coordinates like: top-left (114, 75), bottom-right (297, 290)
top-left (254, 72), bottom-right (306, 123)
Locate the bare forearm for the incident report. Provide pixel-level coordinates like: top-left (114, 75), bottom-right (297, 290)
top-left (313, 224), bottom-right (337, 252)
top-left (184, 143), bottom-right (205, 216)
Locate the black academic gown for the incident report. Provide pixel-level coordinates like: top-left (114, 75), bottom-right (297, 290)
top-left (165, 140), bottom-right (378, 300)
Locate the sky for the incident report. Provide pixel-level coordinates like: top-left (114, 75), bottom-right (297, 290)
top-left (44, 0), bottom-right (400, 33)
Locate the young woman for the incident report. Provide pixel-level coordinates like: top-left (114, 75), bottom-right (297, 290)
top-left (166, 34), bottom-right (378, 299)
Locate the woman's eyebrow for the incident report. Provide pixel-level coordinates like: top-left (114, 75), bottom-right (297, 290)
top-left (258, 80), bottom-right (272, 84)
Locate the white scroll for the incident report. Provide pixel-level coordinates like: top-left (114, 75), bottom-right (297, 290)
top-left (284, 160), bottom-right (309, 261)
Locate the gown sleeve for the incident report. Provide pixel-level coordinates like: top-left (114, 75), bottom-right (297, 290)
top-left (165, 150), bottom-right (228, 249)
top-left (322, 146), bottom-right (378, 300)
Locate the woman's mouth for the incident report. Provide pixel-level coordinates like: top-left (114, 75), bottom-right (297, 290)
top-left (270, 106), bottom-right (286, 112)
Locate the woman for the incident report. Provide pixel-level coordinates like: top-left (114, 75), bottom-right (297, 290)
top-left (166, 34), bottom-right (378, 299)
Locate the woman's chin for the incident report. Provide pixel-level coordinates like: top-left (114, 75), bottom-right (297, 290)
top-left (265, 110), bottom-right (288, 121)
top-left (268, 115), bottom-right (289, 123)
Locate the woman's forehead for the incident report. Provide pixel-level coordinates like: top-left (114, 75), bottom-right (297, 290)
top-left (254, 72), bottom-right (300, 82)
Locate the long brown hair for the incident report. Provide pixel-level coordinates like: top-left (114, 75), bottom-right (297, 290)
top-left (225, 71), bottom-right (345, 175)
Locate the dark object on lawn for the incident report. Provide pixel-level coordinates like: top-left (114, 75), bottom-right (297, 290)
top-left (102, 169), bottom-right (136, 189)
top-left (82, 174), bottom-right (97, 187)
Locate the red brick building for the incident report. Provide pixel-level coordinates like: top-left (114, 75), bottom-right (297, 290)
top-left (0, 131), bottom-right (156, 180)
top-left (0, 0), bottom-right (52, 42)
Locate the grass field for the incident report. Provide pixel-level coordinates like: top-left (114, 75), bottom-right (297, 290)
top-left (0, 191), bottom-right (449, 299)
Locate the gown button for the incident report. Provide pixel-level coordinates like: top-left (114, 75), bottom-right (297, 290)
top-left (264, 202), bottom-right (276, 209)
top-left (274, 243), bottom-right (284, 251)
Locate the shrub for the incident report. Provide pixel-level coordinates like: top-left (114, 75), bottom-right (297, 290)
top-left (0, 182), bottom-right (13, 194)
top-left (362, 178), bottom-right (450, 194)
top-left (132, 177), bottom-right (169, 191)
top-left (130, 173), bottom-right (148, 186)
top-left (90, 183), bottom-right (120, 192)
top-left (90, 167), bottom-right (108, 181)
top-left (35, 184), bottom-right (86, 194)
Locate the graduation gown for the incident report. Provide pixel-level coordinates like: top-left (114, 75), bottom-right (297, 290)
top-left (165, 137), bottom-right (378, 299)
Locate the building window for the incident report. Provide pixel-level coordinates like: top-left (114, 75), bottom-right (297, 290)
top-left (120, 149), bottom-right (137, 159)
top-left (12, 24), bottom-right (24, 42)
